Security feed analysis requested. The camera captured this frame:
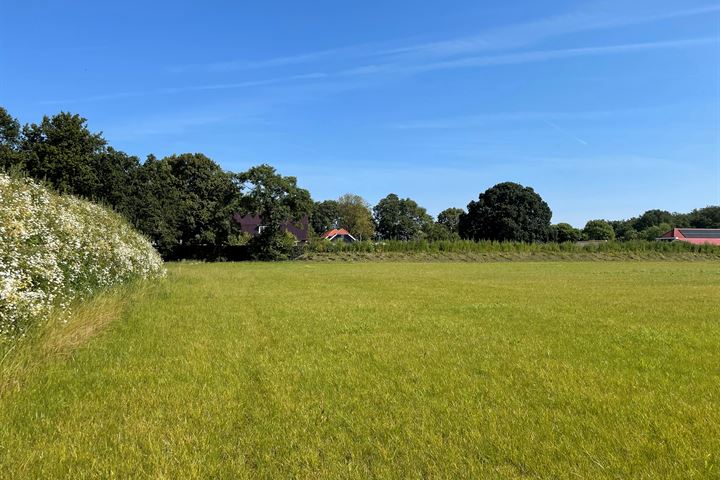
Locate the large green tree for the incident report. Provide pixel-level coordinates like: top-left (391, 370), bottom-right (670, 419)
top-left (0, 107), bottom-right (23, 171)
top-left (19, 112), bottom-right (108, 197)
top-left (1, 108), bottom-right (141, 213)
top-left (608, 219), bottom-right (637, 241)
top-left (236, 164), bottom-right (313, 259)
top-left (337, 193), bottom-right (375, 240)
top-left (310, 200), bottom-right (340, 235)
top-left (166, 153), bottom-right (238, 247)
top-left (633, 209), bottom-right (675, 231)
top-left (551, 222), bottom-right (582, 242)
top-left (688, 206), bottom-right (720, 228)
top-left (436, 208), bottom-right (464, 236)
top-left (459, 182), bottom-right (552, 242)
top-left (91, 147), bottom-right (140, 215)
top-left (373, 193), bottom-right (433, 240)
top-left (641, 223), bottom-right (672, 240)
top-left (126, 153), bottom-right (237, 256)
top-left (583, 220), bottom-right (615, 241)
top-left (125, 155), bottom-right (183, 254)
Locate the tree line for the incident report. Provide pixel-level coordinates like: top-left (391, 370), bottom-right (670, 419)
top-left (1, 107), bottom-right (718, 259)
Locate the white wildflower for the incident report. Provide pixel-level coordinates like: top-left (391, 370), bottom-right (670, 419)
top-left (0, 174), bottom-right (165, 337)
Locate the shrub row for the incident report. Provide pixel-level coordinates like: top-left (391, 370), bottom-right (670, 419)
top-left (0, 174), bottom-right (164, 338)
top-left (305, 238), bottom-right (720, 255)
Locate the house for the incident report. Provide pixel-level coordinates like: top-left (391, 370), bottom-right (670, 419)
top-left (321, 228), bottom-right (358, 242)
top-left (232, 214), bottom-right (310, 242)
top-left (656, 228), bottom-right (720, 245)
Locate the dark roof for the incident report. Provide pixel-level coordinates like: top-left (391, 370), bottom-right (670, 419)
top-left (678, 228), bottom-right (720, 239)
top-left (232, 214), bottom-right (309, 241)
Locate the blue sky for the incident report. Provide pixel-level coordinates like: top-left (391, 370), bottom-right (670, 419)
top-left (1, 0), bottom-right (718, 226)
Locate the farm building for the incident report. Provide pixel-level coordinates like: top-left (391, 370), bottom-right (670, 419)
top-left (232, 214), bottom-right (310, 242)
top-left (656, 228), bottom-right (720, 245)
top-left (321, 228), bottom-right (358, 242)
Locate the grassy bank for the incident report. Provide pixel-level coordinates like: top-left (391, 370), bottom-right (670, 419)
top-left (299, 238), bottom-right (720, 262)
top-left (299, 249), bottom-right (720, 262)
top-left (307, 238), bottom-right (720, 254)
top-left (1, 262), bottom-right (718, 478)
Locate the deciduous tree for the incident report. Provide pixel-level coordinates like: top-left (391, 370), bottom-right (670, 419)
top-left (436, 208), bottom-right (464, 236)
top-left (688, 206), bottom-right (720, 228)
top-left (633, 209), bottom-right (674, 231)
top-left (459, 182), bottom-right (552, 242)
top-left (310, 200), bottom-right (340, 235)
top-left (552, 223), bottom-right (582, 242)
top-left (640, 223), bottom-right (671, 240)
top-left (373, 193), bottom-right (433, 240)
top-left (583, 219), bottom-right (615, 241)
top-left (19, 112), bottom-right (107, 197)
top-left (126, 154), bottom-right (237, 255)
top-left (0, 107), bottom-right (23, 171)
top-left (236, 164), bottom-right (313, 259)
top-left (337, 193), bottom-right (375, 240)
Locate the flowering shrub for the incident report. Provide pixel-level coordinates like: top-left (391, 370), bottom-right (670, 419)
top-left (0, 174), bottom-right (164, 337)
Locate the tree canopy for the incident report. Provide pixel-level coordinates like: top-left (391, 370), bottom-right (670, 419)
top-left (459, 182), bottom-right (552, 242)
top-left (310, 200), bottom-right (340, 235)
top-left (437, 208), bottom-right (463, 235)
top-left (0, 107), bottom-right (22, 171)
top-left (336, 193), bottom-right (375, 240)
top-left (19, 112), bottom-right (108, 198)
top-left (373, 194), bottom-right (433, 240)
top-left (3, 105), bottom-right (719, 260)
top-left (552, 223), bottom-right (582, 243)
top-left (634, 209), bottom-right (675, 232)
top-left (583, 220), bottom-right (615, 241)
top-left (688, 206), bottom-right (720, 228)
top-left (236, 164), bottom-right (313, 259)
top-left (123, 153), bottom-right (237, 255)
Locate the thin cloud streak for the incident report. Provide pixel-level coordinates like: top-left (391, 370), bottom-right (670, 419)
top-left (38, 73), bottom-right (331, 105)
top-left (171, 3), bottom-right (720, 72)
top-left (360, 37), bottom-right (717, 77)
top-left (382, 4), bottom-right (720, 59)
top-left (170, 42), bottom-right (386, 73)
top-left (389, 108), bottom-right (659, 130)
top-left (40, 37), bottom-right (717, 105)
top-left (543, 120), bottom-right (589, 146)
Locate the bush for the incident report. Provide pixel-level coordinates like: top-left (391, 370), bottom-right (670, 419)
top-left (552, 223), bottom-right (582, 243)
top-left (583, 220), bottom-right (615, 240)
top-left (0, 174), bottom-right (164, 337)
top-left (640, 223), bottom-right (671, 241)
top-left (303, 238), bottom-right (720, 256)
top-left (248, 230), bottom-right (299, 261)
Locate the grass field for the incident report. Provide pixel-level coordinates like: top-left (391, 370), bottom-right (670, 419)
top-left (1, 262), bottom-right (719, 478)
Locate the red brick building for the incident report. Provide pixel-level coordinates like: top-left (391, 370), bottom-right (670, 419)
top-left (656, 228), bottom-right (720, 245)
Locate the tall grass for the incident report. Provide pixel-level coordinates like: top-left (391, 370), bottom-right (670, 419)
top-left (0, 284), bottom-right (136, 395)
top-left (0, 174), bottom-right (164, 339)
top-left (307, 238), bottom-right (720, 255)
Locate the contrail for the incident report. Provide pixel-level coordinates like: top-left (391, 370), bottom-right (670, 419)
top-left (543, 119), bottom-right (588, 145)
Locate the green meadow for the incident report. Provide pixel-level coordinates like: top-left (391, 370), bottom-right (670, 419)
top-left (1, 261), bottom-right (718, 479)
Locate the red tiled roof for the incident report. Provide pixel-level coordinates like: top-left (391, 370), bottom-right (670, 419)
top-left (321, 228), bottom-right (351, 238)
